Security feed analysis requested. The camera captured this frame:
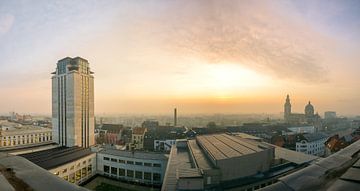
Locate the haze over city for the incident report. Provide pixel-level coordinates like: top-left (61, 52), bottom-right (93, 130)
top-left (1, 0), bottom-right (360, 115)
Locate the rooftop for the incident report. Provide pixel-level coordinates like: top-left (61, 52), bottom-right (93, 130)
top-left (0, 152), bottom-right (89, 191)
top-left (20, 146), bottom-right (93, 170)
top-left (132, 127), bottom-right (147, 135)
top-left (99, 148), bottom-right (168, 161)
top-left (303, 132), bottom-right (329, 142)
top-left (196, 134), bottom-right (270, 161)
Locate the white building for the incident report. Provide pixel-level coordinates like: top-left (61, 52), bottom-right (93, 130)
top-left (52, 57), bottom-right (95, 148)
top-left (21, 146), bottom-right (96, 185)
top-left (0, 125), bottom-right (52, 149)
top-left (97, 148), bottom-right (168, 186)
top-left (296, 133), bottom-right (329, 156)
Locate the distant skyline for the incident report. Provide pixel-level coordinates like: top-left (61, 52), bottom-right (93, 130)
top-left (1, 0), bottom-right (360, 115)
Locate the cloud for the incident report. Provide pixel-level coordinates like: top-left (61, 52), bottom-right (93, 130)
top-left (0, 14), bottom-right (14, 36)
top-left (150, 1), bottom-right (332, 82)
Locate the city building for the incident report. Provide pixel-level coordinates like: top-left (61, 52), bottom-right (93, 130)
top-left (0, 120), bottom-right (53, 150)
top-left (287, 125), bottom-right (316, 134)
top-left (52, 57), bottom-right (95, 148)
top-left (97, 148), bottom-right (168, 186)
top-left (162, 133), bottom-right (318, 191)
top-left (296, 132), bottom-right (329, 156)
top-left (131, 127), bottom-right (147, 150)
top-left (20, 146), bottom-right (96, 185)
top-left (324, 111), bottom-right (337, 120)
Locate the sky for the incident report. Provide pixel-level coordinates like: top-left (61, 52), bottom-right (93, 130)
top-left (0, 0), bottom-right (360, 116)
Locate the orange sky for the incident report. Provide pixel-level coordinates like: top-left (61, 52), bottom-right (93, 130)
top-left (1, 1), bottom-right (360, 116)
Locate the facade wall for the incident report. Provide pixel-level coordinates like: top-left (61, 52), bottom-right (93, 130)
top-left (49, 153), bottom-right (96, 185)
top-left (97, 152), bottom-right (167, 185)
top-left (218, 149), bottom-right (273, 181)
top-left (52, 57), bottom-right (94, 148)
top-left (0, 129), bottom-right (52, 148)
top-left (296, 138), bottom-right (328, 156)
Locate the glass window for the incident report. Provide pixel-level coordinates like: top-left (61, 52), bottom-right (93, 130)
top-left (111, 158), bottom-right (117, 162)
top-left (144, 172), bottom-right (151, 180)
top-left (119, 168), bottom-right (125, 176)
top-left (111, 167), bottom-right (117, 175)
top-left (135, 162), bottom-right (143, 166)
top-left (144, 163), bottom-right (152, 167)
top-left (135, 171), bottom-right (142, 179)
top-left (119, 160), bottom-right (125, 163)
top-left (127, 170), bottom-right (134, 178)
top-left (104, 157), bottom-right (110, 161)
top-left (153, 163), bottom-right (161, 168)
top-left (104, 165), bottom-right (110, 173)
top-left (127, 161), bottom-right (134, 165)
top-left (153, 173), bottom-right (161, 181)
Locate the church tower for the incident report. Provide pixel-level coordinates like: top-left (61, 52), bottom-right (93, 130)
top-left (284, 94), bottom-right (291, 121)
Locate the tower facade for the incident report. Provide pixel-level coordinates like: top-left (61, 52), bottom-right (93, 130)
top-left (284, 95), bottom-right (291, 121)
top-left (52, 57), bottom-right (94, 148)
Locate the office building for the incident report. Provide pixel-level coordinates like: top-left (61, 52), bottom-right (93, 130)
top-left (52, 57), bottom-right (95, 148)
top-left (97, 148), bottom-right (168, 186)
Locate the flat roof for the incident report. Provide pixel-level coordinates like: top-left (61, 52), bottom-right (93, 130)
top-left (196, 134), bottom-right (269, 161)
top-left (20, 146), bottom-right (93, 170)
top-left (99, 148), bottom-right (167, 161)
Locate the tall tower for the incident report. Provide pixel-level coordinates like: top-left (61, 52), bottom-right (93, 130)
top-left (52, 57), bottom-right (95, 148)
top-left (284, 94), bottom-right (291, 121)
top-left (174, 108), bottom-right (177, 127)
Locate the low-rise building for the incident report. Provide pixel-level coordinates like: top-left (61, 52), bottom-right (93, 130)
top-left (97, 148), bottom-right (168, 186)
top-left (162, 133), bottom-right (318, 191)
top-left (296, 132), bottom-right (328, 156)
top-left (21, 146), bottom-right (96, 185)
top-left (0, 125), bottom-right (53, 149)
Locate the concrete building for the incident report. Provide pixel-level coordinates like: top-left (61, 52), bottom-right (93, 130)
top-left (21, 146), bottom-right (96, 185)
top-left (0, 126), bottom-right (52, 149)
top-left (324, 111), bottom-right (337, 120)
top-left (131, 127), bottom-right (147, 150)
top-left (296, 132), bottom-right (329, 156)
top-left (97, 148), bottom-right (168, 186)
top-left (52, 57), bottom-right (95, 148)
top-left (162, 133), bottom-right (319, 191)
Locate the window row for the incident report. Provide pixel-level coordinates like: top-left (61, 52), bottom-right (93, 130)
top-left (103, 157), bottom-right (161, 167)
top-left (103, 165), bottom-right (161, 182)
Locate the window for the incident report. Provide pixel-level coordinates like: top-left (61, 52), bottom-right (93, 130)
top-left (153, 173), bottom-right (161, 181)
top-left (153, 163), bottom-right (161, 167)
top-left (119, 168), bottom-right (125, 176)
top-left (144, 163), bottom-right (152, 167)
top-left (62, 168), bottom-right (67, 173)
top-left (144, 172), bottom-right (151, 180)
top-left (63, 175), bottom-right (68, 181)
top-left (111, 158), bottom-right (117, 162)
top-left (104, 165), bottom-right (110, 173)
top-left (69, 173), bottom-right (75, 183)
top-left (135, 171), bottom-right (142, 179)
top-left (76, 170), bottom-right (81, 181)
top-left (127, 170), bottom-right (134, 178)
top-left (87, 165), bottom-right (92, 174)
top-left (83, 160), bottom-right (86, 165)
top-left (119, 160), bottom-right (125, 163)
top-left (111, 167), bottom-right (117, 175)
top-left (70, 166), bottom-right (74, 170)
top-left (82, 167), bottom-right (87, 177)
top-left (127, 161), bottom-right (134, 165)
top-left (104, 157), bottom-right (110, 161)
top-left (135, 162), bottom-right (143, 166)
